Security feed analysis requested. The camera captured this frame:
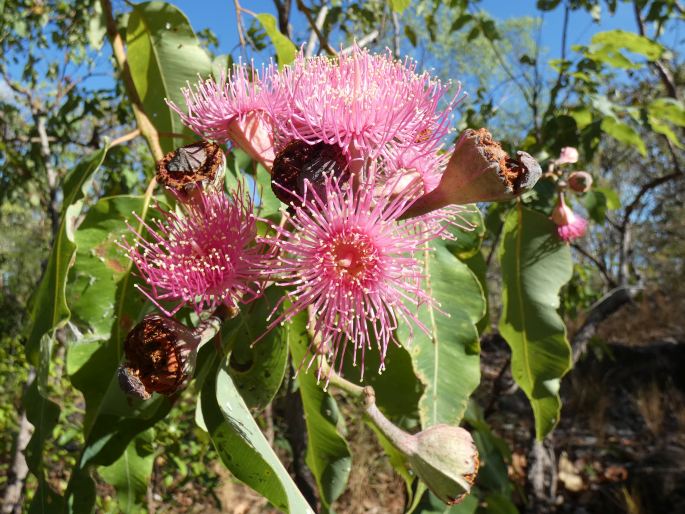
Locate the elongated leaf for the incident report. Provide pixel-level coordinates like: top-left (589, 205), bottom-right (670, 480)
top-left (26, 336), bottom-right (63, 513)
top-left (390, 0), bottom-right (411, 13)
top-left (99, 429), bottom-right (155, 514)
top-left (67, 195), bottom-right (150, 428)
top-left (648, 97), bottom-right (685, 126)
top-left (127, 1), bottom-right (212, 152)
top-left (288, 311), bottom-right (352, 508)
top-left (200, 366), bottom-right (315, 513)
top-left (601, 116), bottom-right (647, 156)
top-left (401, 242), bottom-right (484, 427)
top-left (256, 13), bottom-right (297, 68)
top-left (591, 29), bottom-right (664, 60)
top-left (498, 206), bottom-right (572, 439)
top-left (342, 337), bottom-right (422, 419)
top-left (444, 205), bottom-right (485, 260)
top-left (65, 191), bottom-right (165, 513)
top-left (227, 288), bottom-right (288, 410)
top-left (25, 146), bottom-right (108, 364)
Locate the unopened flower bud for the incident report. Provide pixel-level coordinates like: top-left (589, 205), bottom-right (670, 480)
top-left (567, 171), bottom-right (593, 193)
top-left (555, 146), bottom-right (579, 165)
top-left (403, 128), bottom-right (541, 218)
top-left (364, 388), bottom-right (479, 505)
top-left (156, 141), bottom-right (225, 202)
top-left (118, 315), bottom-right (200, 399)
top-left (551, 194), bottom-right (588, 242)
top-left (226, 112), bottom-right (276, 170)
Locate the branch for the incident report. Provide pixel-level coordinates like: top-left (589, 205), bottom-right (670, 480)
top-left (633, 0), bottom-right (679, 99)
top-left (391, 11), bottom-right (401, 59)
top-left (36, 115), bottom-right (61, 239)
top-left (571, 285), bottom-right (642, 363)
top-left (304, 5), bottom-right (328, 58)
top-left (110, 128), bottom-right (141, 148)
top-left (571, 243), bottom-right (617, 288)
top-left (341, 30), bottom-right (379, 53)
top-left (296, 0), bottom-right (336, 55)
top-left (622, 170), bottom-right (684, 227)
top-left (100, 0), bottom-right (163, 161)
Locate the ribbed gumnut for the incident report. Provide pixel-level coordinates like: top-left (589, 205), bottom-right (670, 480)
top-left (156, 140), bottom-right (225, 201)
top-left (407, 425), bottom-right (479, 505)
top-left (403, 128), bottom-right (541, 218)
top-left (117, 315), bottom-right (200, 400)
top-left (567, 171), bottom-right (593, 193)
top-left (226, 112), bottom-right (276, 170)
top-left (270, 140), bottom-right (349, 208)
top-left (363, 388), bottom-right (479, 505)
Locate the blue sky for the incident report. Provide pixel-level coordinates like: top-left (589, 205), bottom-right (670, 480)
top-left (171, 0), bottom-right (644, 61)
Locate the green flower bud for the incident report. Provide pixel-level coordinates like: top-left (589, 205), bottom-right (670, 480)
top-left (364, 388), bottom-right (479, 505)
top-left (407, 424), bottom-right (479, 505)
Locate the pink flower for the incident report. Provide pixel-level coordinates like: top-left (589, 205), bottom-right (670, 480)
top-left (269, 48), bottom-right (459, 166)
top-left (551, 194), bottom-right (587, 242)
top-left (555, 146), bottom-right (579, 165)
top-left (261, 175), bottom-right (438, 380)
top-left (167, 64), bottom-right (278, 168)
top-left (121, 186), bottom-right (268, 316)
top-left (381, 141), bottom-right (447, 196)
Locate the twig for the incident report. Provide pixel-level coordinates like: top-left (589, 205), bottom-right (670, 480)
top-left (633, 0), bottom-right (679, 99)
top-left (391, 11), bottom-right (401, 58)
top-left (341, 30), bottom-right (379, 53)
top-left (110, 128), bottom-right (141, 148)
top-left (571, 285), bottom-right (642, 363)
top-left (304, 5), bottom-right (328, 58)
top-left (571, 243), bottom-right (617, 288)
top-left (232, 0), bottom-right (247, 50)
top-left (296, 0), bottom-right (336, 55)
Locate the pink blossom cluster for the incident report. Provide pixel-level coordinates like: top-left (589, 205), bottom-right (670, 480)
top-left (125, 49), bottom-right (483, 379)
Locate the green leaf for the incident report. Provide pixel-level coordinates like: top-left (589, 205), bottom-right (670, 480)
top-left (99, 429), bottom-right (155, 514)
top-left (648, 98), bottom-right (685, 126)
top-left (450, 14), bottom-right (473, 32)
top-left (498, 206), bottom-right (573, 439)
top-left (25, 337), bottom-right (63, 513)
top-left (88, 0), bottom-right (107, 50)
top-left (67, 195), bottom-right (151, 429)
top-left (444, 205), bottom-right (485, 260)
top-left (405, 24), bottom-right (417, 47)
top-left (226, 288), bottom-right (288, 410)
top-left (127, 1), bottom-right (212, 153)
top-left (342, 336), bottom-right (422, 419)
top-left (288, 311), bottom-right (352, 508)
top-left (594, 187), bottom-right (621, 210)
top-left (463, 402), bottom-right (512, 496)
top-left (200, 365), bottom-right (315, 513)
top-left (25, 146), bottom-right (109, 365)
top-left (256, 13), bottom-right (297, 69)
top-left (590, 30), bottom-right (664, 61)
top-left (64, 191), bottom-right (166, 513)
top-left (583, 190), bottom-right (608, 223)
top-left (401, 242), bottom-right (484, 427)
top-left (601, 116), bottom-right (647, 156)
top-left (462, 251), bottom-right (489, 335)
top-left (390, 0), bottom-right (411, 13)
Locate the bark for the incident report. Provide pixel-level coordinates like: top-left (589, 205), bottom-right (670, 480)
top-left (1, 369), bottom-right (36, 514)
top-left (526, 436), bottom-right (557, 514)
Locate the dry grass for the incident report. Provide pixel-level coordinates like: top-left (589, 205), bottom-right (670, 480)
top-left (334, 401), bottom-right (406, 514)
top-left (635, 380), bottom-right (665, 437)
